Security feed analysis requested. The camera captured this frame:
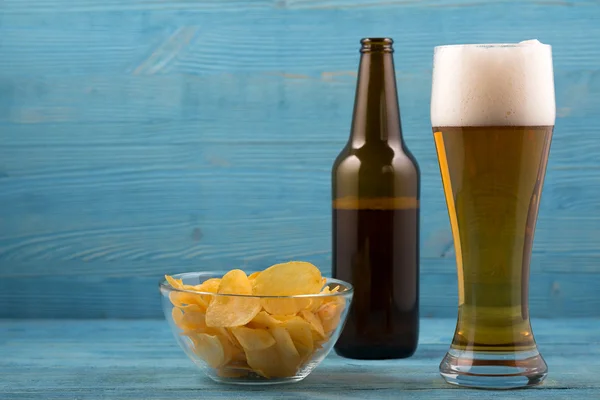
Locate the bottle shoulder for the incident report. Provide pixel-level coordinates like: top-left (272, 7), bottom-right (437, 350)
top-left (332, 142), bottom-right (420, 199)
top-left (333, 143), bottom-right (419, 176)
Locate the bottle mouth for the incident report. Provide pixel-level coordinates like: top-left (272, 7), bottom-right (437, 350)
top-left (360, 37), bottom-right (394, 53)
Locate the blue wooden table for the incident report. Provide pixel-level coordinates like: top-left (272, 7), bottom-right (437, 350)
top-left (2, 318), bottom-right (598, 399)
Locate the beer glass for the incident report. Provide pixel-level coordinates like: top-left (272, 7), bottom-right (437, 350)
top-left (431, 40), bottom-right (554, 389)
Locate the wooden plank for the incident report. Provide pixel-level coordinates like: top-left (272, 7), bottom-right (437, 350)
top-left (3, 390), bottom-right (599, 400)
top-left (1, 256), bottom-right (599, 318)
top-left (0, 319), bottom-right (598, 399)
top-left (284, 0), bottom-right (599, 10)
top-left (0, 117), bottom-right (598, 167)
top-left (0, 0), bottom-right (275, 13)
top-left (0, 73), bottom-right (597, 126)
top-left (2, 254), bottom-right (599, 278)
top-left (0, 189), bottom-right (598, 262)
top-left (0, 144), bottom-right (598, 220)
top-left (0, 2), bottom-right (598, 76)
top-left (0, 0), bottom-right (595, 14)
top-left (0, 159), bottom-right (598, 255)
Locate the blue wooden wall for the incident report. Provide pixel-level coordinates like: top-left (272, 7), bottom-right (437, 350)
top-left (1, 0), bottom-right (599, 319)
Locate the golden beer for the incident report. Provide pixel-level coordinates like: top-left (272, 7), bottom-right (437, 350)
top-left (433, 126), bottom-right (552, 351)
top-left (431, 40), bottom-right (555, 388)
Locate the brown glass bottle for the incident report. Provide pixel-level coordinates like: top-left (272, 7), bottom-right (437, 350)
top-left (332, 38), bottom-right (420, 360)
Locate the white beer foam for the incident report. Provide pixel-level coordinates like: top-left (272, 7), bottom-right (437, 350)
top-left (431, 40), bottom-right (556, 127)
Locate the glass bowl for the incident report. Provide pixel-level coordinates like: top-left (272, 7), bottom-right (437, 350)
top-left (159, 271), bottom-right (353, 385)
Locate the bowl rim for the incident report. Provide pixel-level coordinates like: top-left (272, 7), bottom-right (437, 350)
top-left (159, 271), bottom-right (354, 299)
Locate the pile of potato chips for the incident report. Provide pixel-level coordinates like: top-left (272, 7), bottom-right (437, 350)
top-left (165, 261), bottom-right (346, 379)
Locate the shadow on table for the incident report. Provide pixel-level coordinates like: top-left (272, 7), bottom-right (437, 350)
top-left (301, 370), bottom-right (449, 390)
top-left (208, 367), bottom-right (449, 393)
top-left (203, 347), bottom-right (454, 393)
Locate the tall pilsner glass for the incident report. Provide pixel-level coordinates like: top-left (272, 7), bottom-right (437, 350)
top-left (431, 40), bottom-right (554, 389)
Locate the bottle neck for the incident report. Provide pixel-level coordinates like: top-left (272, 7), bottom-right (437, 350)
top-left (349, 51), bottom-right (403, 147)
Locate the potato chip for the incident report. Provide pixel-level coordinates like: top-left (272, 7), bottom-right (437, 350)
top-left (175, 303), bottom-right (204, 313)
top-left (217, 270), bottom-right (250, 295)
top-left (189, 333), bottom-right (227, 369)
top-left (253, 261), bottom-right (322, 296)
top-left (305, 285), bottom-right (341, 312)
top-left (181, 324), bottom-right (227, 341)
top-left (317, 302), bottom-right (344, 335)
top-left (207, 326), bottom-right (238, 347)
top-left (166, 275), bottom-right (212, 312)
top-left (215, 358), bottom-right (254, 378)
top-left (171, 307), bottom-right (207, 331)
top-left (188, 328), bottom-right (243, 369)
top-left (227, 359), bottom-right (252, 370)
top-left (230, 348), bottom-right (248, 363)
top-left (272, 314), bottom-right (297, 322)
top-left (205, 270), bottom-right (261, 327)
top-left (272, 327), bottom-right (300, 357)
top-left (248, 311), bottom-right (281, 330)
top-left (219, 332), bottom-right (243, 364)
top-left (306, 297), bottom-right (322, 313)
top-left (194, 278), bottom-right (221, 293)
top-left (245, 345), bottom-right (285, 378)
top-left (283, 317), bottom-right (315, 362)
top-left (319, 286), bottom-right (345, 317)
top-left (219, 270), bottom-right (252, 295)
top-left (223, 327), bottom-right (243, 350)
top-left (271, 326), bottom-right (301, 376)
top-left (231, 326), bottom-right (275, 351)
top-left (300, 310), bottom-right (325, 339)
top-left (321, 285), bottom-right (340, 294)
top-left (282, 317), bottom-right (313, 352)
top-left (248, 271), bottom-right (261, 281)
top-left (193, 278), bottom-right (220, 307)
top-left (205, 294), bottom-right (260, 328)
top-left (169, 291), bottom-right (207, 310)
top-left (172, 307), bottom-right (185, 327)
top-left (165, 275), bottom-right (184, 289)
top-left (262, 297), bottom-right (311, 316)
top-left (295, 342), bottom-right (314, 362)
top-left (165, 275), bottom-right (195, 291)
top-left (216, 368), bottom-right (247, 378)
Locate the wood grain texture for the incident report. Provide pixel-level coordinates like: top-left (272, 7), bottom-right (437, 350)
top-left (1, 256), bottom-right (599, 318)
top-left (1, 0), bottom-right (597, 14)
top-left (1, 0), bottom-right (600, 318)
top-left (1, 319), bottom-right (599, 398)
top-left (1, 3), bottom-right (599, 77)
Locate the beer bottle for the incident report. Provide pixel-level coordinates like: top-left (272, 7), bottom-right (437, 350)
top-left (332, 38), bottom-right (420, 359)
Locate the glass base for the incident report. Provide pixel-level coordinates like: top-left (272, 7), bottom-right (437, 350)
top-left (439, 348), bottom-right (548, 389)
top-left (205, 367), bottom-right (310, 385)
top-left (209, 375), bottom-right (306, 385)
